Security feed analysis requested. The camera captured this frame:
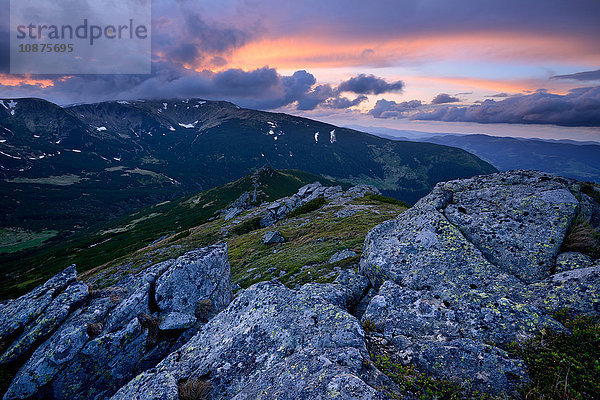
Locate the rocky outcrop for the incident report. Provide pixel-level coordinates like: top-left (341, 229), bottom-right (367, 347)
top-left (256, 182), bottom-right (380, 227)
top-left (360, 170), bottom-right (600, 394)
top-left (2, 244), bottom-right (232, 400)
top-left (111, 279), bottom-right (387, 400)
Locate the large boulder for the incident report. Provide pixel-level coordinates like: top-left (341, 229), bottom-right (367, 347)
top-left (359, 170), bottom-right (600, 395)
top-left (111, 281), bottom-right (387, 400)
top-left (3, 244), bottom-right (232, 400)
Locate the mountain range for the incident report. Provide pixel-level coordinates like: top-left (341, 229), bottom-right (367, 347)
top-left (0, 98), bottom-right (494, 235)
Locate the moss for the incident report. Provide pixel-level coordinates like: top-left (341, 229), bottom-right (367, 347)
top-left (507, 311), bottom-right (600, 400)
top-left (581, 183), bottom-right (600, 206)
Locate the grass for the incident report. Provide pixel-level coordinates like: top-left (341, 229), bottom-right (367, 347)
top-left (507, 310), bottom-right (600, 400)
top-left (581, 183), bottom-right (600, 206)
top-left (365, 194), bottom-right (412, 208)
top-left (561, 216), bottom-right (600, 258)
top-left (372, 353), bottom-right (499, 400)
top-left (0, 228), bottom-right (58, 254)
top-left (286, 196), bottom-right (326, 218)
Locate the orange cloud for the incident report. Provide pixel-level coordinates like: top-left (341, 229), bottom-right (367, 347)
top-left (224, 32), bottom-right (600, 72)
top-left (0, 74), bottom-right (55, 88)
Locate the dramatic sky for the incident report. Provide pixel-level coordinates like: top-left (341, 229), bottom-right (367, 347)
top-left (1, 0), bottom-right (600, 141)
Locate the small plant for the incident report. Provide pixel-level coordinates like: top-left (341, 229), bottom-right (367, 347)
top-left (287, 196), bottom-right (326, 219)
top-left (507, 311), bottom-right (600, 399)
top-left (178, 378), bottom-right (212, 400)
top-left (362, 318), bottom-right (377, 334)
top-left (231, 216), bottom-right (262, 236)
top-left (86, 322), bottom-right (103, 338)
top-left (562, 216), bottom-right (600, 258)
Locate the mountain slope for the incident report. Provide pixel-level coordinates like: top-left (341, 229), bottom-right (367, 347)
top-left (0, 167), bottom-right (338, 299)
top-left (0, 98), bottom-right (496, 236)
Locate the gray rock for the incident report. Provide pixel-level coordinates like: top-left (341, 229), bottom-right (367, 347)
top-left (155, 243), bottom-right (232, 317)
top-left (110, 281), bottom-right (386, 400)
top-left (262, 230), bottom-right (285, 244)
top-left (159, 312), bottom-right (197, 331)
top-left (359, 170), bottom-right (597, 395)
top-left (0, 280), bottom-right (89, 365)
top-left (346, 185), bottom-right (381, 198)
top-left (0, 265), bottom-right (77, 344)
top-left (555, 252), bottom-right (593, 273)
top-left (4, 245), bottom-right (234, 400)
top-left (329, 249), bottom-right (357, 264)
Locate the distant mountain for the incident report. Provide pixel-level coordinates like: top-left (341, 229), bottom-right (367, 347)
top-left (349, 125), bottom-right (600, 183)
top-left (0, 98), bottom-right (495, 235)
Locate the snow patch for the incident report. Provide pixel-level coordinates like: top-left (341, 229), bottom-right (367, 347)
top-left (96, 126), bottom-right (107, 131)
top-left (0, 139), bottom-right (6, 143)
top-left (178, 121), bottom-right (198, 129)
top-left (330, 129), bottom-right (336, 143)
top-left (0, 151), bottom-right (21, 159)
top-left (113, 156), bottom-right (121, 161)
top-left (168, 126), bottom-right (176, 131)
top-left (0, 100), bottom-right (7, 109)
top-left (163, 102), bottom-right (168, 110)
top-left (33, 135), bottom-right (40, 138)
top-left (314, 132), bottom-right (319, 143)
top-left (117, 101), bottom-right (130, 104)
top-left (72, 149), bottom-right (81, 153)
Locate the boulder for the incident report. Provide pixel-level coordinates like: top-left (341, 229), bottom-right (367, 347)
top-left (359, 170), bottom-right (600, 395)
top-left (328, 249), bottom-right (357, 264)
top-left (110, 281), bottom-right (387, 400)
top-left (3, 244), bottom-right (233, 400)
top-left (262, 230), bottom-right (285, 244)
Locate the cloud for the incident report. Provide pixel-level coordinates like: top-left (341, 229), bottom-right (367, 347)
top-left (0, 64), bottom-right (370, 112)
top-left (431, 93), bottom-right (460, 104)
top-left (551, 69), bottom-right (600, 82)
top-left (412, 86), bottom-right (600, 127)
top-left (485, 93), bottom-right (512, 98)
top-left (338, 74), bottom-right (404, 95)
top-left (369, 99), bottom-right (423, 118)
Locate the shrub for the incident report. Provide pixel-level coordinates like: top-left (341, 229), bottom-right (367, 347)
top-left (231, 216), bottom-right (262, 236)
top-left (507, 311), bottom-right (600, 399)
top-left (169, 229), bottom-right (191, 243)
top-left (287, 197), bottom-right (326, 219)
top-left (138, 313), bottom-right (161, 349)
top-left (195, 298), bottom-right (212, 320)
top-left (178, 378), bottom-right (212, 400)
top-left (86, 322), bottom-right (103, 338)
top-left (562, 216), bottom-right (600, 258)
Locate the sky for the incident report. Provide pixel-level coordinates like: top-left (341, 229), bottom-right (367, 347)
top-left (1, 0), bottom-right (600, 141)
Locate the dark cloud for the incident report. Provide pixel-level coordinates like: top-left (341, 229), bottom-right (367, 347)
top-left (486, 93), bottom-right (512, 98)
top-left (551, 69), bottom-right (600, 82)
top-left (0, 63), bottom-right (372, 112)
top-left (338, 74), bottom-right (404, 95)
top-left (412, 86), bottom-right (600, 127)
top-left (369, 99), bottom-right (423, 118)
top-left (431, 93), bottom-right (460, 104)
